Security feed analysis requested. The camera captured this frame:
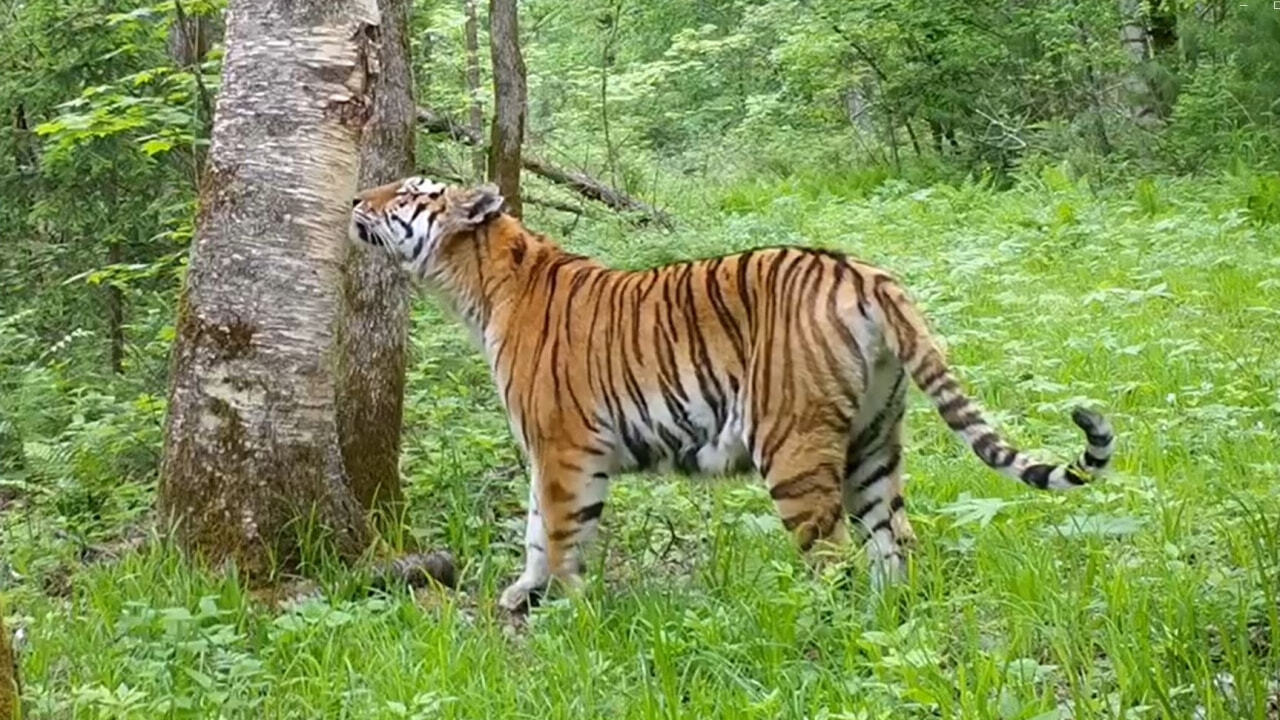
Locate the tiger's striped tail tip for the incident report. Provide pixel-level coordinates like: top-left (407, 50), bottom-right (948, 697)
top-left (1017, 407), bottom-right (1115, 490)
top-left (1071, 405), bottom-right (1115, 474)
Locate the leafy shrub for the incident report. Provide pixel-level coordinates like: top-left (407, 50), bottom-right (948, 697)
top-left (1133, 177), bottom-right (1162, 217)
top-left (1244, 173), bottom-right (1280, 226)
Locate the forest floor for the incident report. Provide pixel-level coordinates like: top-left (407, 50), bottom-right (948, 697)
top-left (4, 168), bottom-right (1280, 719)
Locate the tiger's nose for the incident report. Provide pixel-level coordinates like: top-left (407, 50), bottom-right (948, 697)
top-left (351, 197), bottom-right (361, 208)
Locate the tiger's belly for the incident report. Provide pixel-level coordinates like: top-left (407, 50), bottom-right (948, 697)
top-left (611, 391), bottom-right (751, 476)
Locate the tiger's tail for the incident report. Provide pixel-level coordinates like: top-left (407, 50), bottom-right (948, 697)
top-left (871, 277), bottom-right (1114, 490)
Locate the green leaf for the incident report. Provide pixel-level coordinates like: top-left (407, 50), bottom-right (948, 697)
top-left (938, 494), bottom-right (1016, 528)
top-left (182, 667), bottom-right (215, 690)
top-left (160, 606), bottom-right (193, 622)
top-left (140, 138), bottom-right (173, 156)
top-left (1051, 514), bottom-right (1143, 538)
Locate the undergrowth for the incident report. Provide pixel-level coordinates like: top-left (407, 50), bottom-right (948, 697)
top-left (3, 168), bottom-right (1280, 718)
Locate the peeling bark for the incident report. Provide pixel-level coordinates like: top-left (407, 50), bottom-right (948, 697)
top-left (487, 0), bottom-right (526, 217)
top-left (339, 0), bottom-right (414, 517)
top-left (159, 0), bottom-right (381, 576)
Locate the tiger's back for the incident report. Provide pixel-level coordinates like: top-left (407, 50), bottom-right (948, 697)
top-left (494, 247), bottom-right (865, 471)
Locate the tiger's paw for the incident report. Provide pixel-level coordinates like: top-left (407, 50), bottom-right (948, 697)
top-left (869, 552), bottom-right (907, 592)
top-left (499, 578), bottom-right (546, 614)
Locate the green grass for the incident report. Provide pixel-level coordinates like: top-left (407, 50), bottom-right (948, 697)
top-left (5, 169), bottom-right (1280, 719)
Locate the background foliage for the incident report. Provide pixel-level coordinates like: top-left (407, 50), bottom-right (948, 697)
top-left (2, 0), bottom-right (1279, 717)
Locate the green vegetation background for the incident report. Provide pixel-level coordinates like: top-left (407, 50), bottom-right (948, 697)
top-left (1, 0), bottom-right (1279, 717)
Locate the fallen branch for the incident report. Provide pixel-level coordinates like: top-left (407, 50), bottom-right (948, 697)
top-left (417, 105), bottom-right (673, 229)
top-left (525, 194), bottom-right (587, 216)
top-left (418, 164), bottom-right (592, 217)
top-left (369, 550), bottom-right (457, 592)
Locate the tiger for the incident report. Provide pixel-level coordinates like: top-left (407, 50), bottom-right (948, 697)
top-left (349, 176), bottom-right (1115, 612)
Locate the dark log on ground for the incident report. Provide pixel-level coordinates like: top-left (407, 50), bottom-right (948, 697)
top-left (416, 105), bottom-right (673, 228)
top-left (524, 194), bottom-right (589, 216)
top-left (369, 551), bottom-right (457, 591)
top-left (419, 163), bottom-right (591, 217)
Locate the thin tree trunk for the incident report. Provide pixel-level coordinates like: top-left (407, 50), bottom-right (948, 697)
top-left (463, 0), bottom-right (485, 180)
top-left (11, 104), bottom-right (36, 175)
top-left (159, 0), bottom-right (380, 576)
top-left (0, 608), bottom-right (15, 720)
top-left (885, 114), bottom-right (901, 171)
top-left (904, 118), bottom-right (922, 158)
top-left (170, 0), bottom-right (220, 181)
top-left (1118, 0), bottom-right (1158, 126)
top-left (599, 0), bottom-right (622, 188)
top-left (831, 30), bottom-right (901, 170)
top-left (927, 118), bottom-right (945, 155)
top-left (339, 0), bottom-right (414, 519)
top-left (487, 0), bottom-right (526, 218)
top-left (417, 105), bottom-right (673, 227)
top-left (844, 88), bottom-right (874, 134)
top-left (167, 2), bottom-right (220, 68)
top-left (106, 241), bottom-right (124, 375)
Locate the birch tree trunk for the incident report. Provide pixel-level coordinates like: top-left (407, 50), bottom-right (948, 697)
top-left (159, 0), bottom-right (381, 575)
top-left (464, 0), bottom-right (486, 180)
top-left (339, 0), bottom-right (414, 517)
top-left (487, 0), bottom-right (525, 218)
top-left (1119, 0), bottom-right (1158, 126)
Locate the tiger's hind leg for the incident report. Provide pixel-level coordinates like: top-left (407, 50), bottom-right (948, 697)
top-left (761, 433), bottom-right (852, 559)
top-left (842, 375), bottom-right (916, 589)
top-left (498, 449), bottom-right (611, 613)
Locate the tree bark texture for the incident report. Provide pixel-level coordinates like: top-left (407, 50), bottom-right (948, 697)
top-left (159, 0), bottom-right (380, 576)
top-left (339, 0), bottom-right (415, 516)
top-left (487, 0), bottom-right (526, 218)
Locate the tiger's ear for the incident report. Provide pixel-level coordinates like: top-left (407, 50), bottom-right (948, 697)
top-left (453, 185), bottom-right (505, 226)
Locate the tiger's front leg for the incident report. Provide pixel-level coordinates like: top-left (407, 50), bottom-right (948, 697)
top-left (498, 449), bottom-right (612, 613)
top-left (498, 482), bottom-right (551, 612)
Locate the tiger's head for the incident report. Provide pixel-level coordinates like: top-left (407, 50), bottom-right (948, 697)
top-left (349, 176), bottom-right (505, 273)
